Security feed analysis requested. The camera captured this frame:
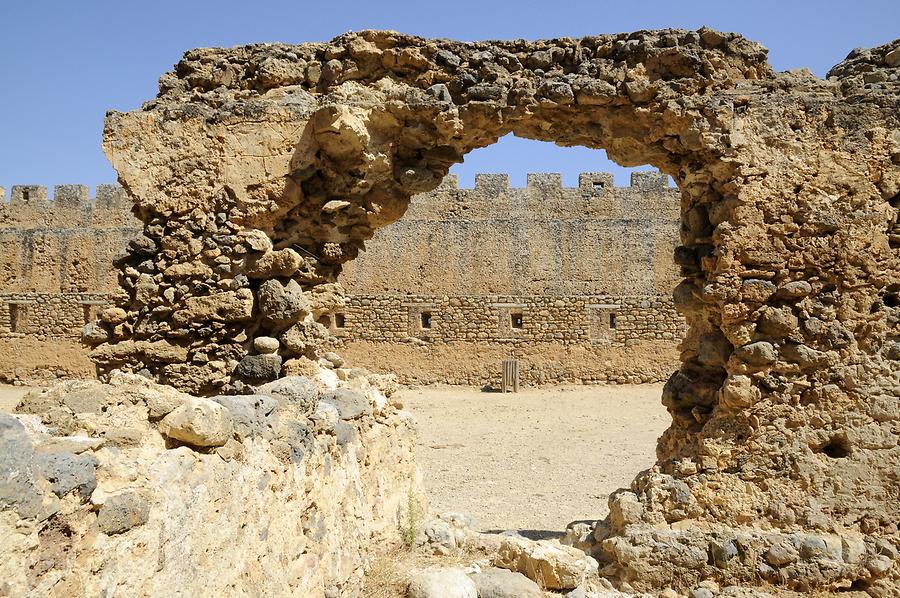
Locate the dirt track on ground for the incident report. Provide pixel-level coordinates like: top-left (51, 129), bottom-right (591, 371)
top-left (399, 383), bottom-right (667, 534)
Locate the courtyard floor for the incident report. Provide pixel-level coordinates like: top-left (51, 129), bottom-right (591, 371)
top-left (399, 383), bottom-right (667, 534)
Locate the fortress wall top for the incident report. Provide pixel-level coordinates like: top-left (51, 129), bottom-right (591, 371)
top-left (403, 171), bottom-right (679, 221)
top-left (340, 170), bottom-right (681, 297)
top-left (0, 175), bottom-right (677, 296)
top-left (0, 184), bottom-right (139, 229)
top-left (0, 185), bottom-right (142, 294)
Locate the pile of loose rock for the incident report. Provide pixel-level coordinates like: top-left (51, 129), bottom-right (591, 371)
top-left (0, 366), bottom-right (416, 597)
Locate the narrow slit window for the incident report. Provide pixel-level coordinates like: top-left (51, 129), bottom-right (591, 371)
top-left (421, 312), bottom-right (432, 329)
top-left (592, 181), bottom-right (605, 190)
top-left (22, 190), bottom-right (30, 201)
top-left (511, 312), bottom-right (524, 329)
top-left (334, 313), bottom-right (346, 328)
top-left (9, 304), bottom-right (27, 333)
top-left (609, 313), bottom-right (617, 329)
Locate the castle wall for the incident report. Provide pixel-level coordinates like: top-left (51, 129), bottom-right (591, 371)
top-left (335, 171), bottom-right (685, 385)
top-left (340, 171), bottom-right (680, 296)
top-left (0, 185), bottom-right (142, 380)
top-left (0, 174), bottom-right (684, 385)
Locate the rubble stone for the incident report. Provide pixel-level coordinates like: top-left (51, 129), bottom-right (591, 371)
top-left (408, 568), bottom-right (477, 598)
top-left (158, 397), bottom-right (234, 447)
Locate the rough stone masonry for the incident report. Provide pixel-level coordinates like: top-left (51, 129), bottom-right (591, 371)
top-left (94, 29), bottom-right (899, 593)
top-left (0, 173), bottom-right (685, 386)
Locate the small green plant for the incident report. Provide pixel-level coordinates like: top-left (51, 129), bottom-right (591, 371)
top-left (401, 485), bottom-right (422, 549)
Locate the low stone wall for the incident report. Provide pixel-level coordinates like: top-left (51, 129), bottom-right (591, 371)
top-left (0, 369), bottom-right (418, 597)
top-left (327, 293), bottom-right (685, 385)
top-left (0, 293), bottom-right (112, 340)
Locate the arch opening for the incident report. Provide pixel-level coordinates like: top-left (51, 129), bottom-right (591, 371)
top-left (329, 134), bottom-right (683, 532)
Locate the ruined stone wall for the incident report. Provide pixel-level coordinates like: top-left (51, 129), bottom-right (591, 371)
top-left (0, 185), bottom-right (141, 380)
top-left (91, 29), bottom-right (900, 594)
top-left (335, 294), bottom-right (681, 345)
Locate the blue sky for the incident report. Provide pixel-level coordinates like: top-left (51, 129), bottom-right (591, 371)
top-left (1, 0), bottom-right (897, 193)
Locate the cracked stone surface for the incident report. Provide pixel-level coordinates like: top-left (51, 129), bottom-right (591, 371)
top-left (95, 29), bottom-right (900, 593)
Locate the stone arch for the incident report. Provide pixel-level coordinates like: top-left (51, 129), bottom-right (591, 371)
top-left (95, 30), bottom-right (900, 592)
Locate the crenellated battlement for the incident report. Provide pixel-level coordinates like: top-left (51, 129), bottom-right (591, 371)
top-left (0, 184), bottom-right (138, 228)
top-left (0, 184), bottom-right (142, 297)
top-left (0, 173), bottom-right (677, 334)
top-left (404, 170), bottom-right (679, 221)
top-left (437, 170), bottom-right (672, 193)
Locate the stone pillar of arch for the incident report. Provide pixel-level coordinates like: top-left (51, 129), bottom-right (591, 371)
top-left (94, 29), bottom-right (900, 593)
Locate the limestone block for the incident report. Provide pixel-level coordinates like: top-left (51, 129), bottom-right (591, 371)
top-left (158, 398), bottom-right (234, 447)
top-left (468, 567), bottom-right (542, 598)
top-left (495, 536), bottom-right (599, 590)
top-left (256, 376), bottom-right (320, 409)
top-left (172, 289), bottom-right (254, 325)
top-left (234, 354), bottom-right (282, 382)
top-left (253, 336), bottom-right (280, 354)
top-left (321, 388), bottom-right (370, 420)
top-left (408, 568), bottom-right (477, 598)
top-left (243, 248), bottom-right (303, 278)
top-left (212, 394), bottom-right (278, 440)
top-left (97, 491), bottom-right (150, 535)
top-left (281, 320), bottom-right (330, 357)
top-left (257, 278), bottom-right (310, 326)
top-left (34, 452), bottom-right (97, 499)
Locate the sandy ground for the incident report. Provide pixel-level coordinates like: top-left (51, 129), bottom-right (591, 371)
top-left (399, 383), bottom-right (668, 535)
top-left (0, 385), bottom-right (29, 412)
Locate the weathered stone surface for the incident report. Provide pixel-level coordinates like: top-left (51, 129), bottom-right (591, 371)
top-left (256, 375), bottom-right (319, 409)
top-left (35, 452), bottom-right (97, 499)
top-left (234, 354), bottom-right (283, 382)
top-left (257, 278), bottom-right (310, 327)
top-left (496, 536), bottom-right (599, 590)
top-left (81, 322), bottom-right (109, 346)
top-left (0, 414), bottom-right (47, 519)
top-left (469, 567), bottom-right (542, 598)
top-left (158, 397), bottom-right (234, 447)
top-left (97, 491), bottom-right (150, 534)
top-left (253, 336), bottom-right (280, 354)
top-left (171, 289), bottom-right (254, 325)
top-left (243, 248), bottom-right (303, 278)
top-left (320, 351), bottom-right (344, 368)
top-left (240, 229), bottom-right (273, 253)
top-left (0, 372), bottom-right (418, 597)
top-left (732, 341), bottom-right (777, 366)
top-left (321, 388), bottom-right (370, 420)
top-left (408, 567), bottom-right (477, 598)
top-left (281, 320), bottom-right (330, 357)
top-left (35, 435), bottom-right (105, 454)
top-left (212, 394), bottom-right (278, 439)
top-left (92, 339), bottom-right (189, 365)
